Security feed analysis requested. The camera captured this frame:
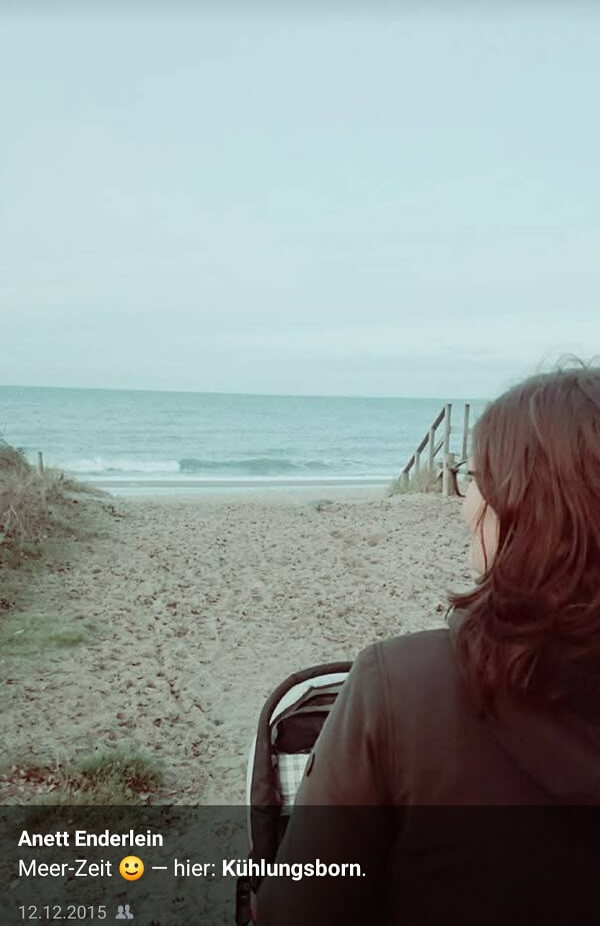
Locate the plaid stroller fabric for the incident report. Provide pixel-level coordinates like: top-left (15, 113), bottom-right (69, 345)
top-left (237, 662), bottom-right (352, 924)
top-left (277, 752), bottom-right (311, 813)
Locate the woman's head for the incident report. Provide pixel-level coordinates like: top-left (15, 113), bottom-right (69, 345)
top-left (450, 359), bottom-right (600, 704)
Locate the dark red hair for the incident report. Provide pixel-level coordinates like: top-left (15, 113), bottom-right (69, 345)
top-left (448, 359), bottom-right (600, 707)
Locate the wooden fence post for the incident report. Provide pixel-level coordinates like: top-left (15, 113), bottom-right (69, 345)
top-left (442, 405), bottom-right (452, 497)
top-left (428, 425), bottom-right (435, 472)
top-left (443, 404), bottom-right (452, 456)
top-left (444, 452), bottom-right (457, 496)
top-left (37, 452), bottom-right (44, 475)
top-left (462, 403), bottom-right (470, 463)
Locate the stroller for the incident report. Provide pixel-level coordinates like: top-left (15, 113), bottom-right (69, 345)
top-left (235, 661), bottom-right (352, 925)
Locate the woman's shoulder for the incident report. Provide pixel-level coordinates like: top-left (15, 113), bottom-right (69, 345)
top-left (362, 626), bottom-right (456, 676)
top-left (370, 626), bottom-right (453, 659)
top-left (354, 627), bottom-right (464, 711)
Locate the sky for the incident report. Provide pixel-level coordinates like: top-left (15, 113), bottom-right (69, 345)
top-left (1, 4), bottom-right (599, 399)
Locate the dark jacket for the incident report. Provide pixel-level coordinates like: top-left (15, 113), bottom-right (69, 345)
top-left (257, 624), bottom-right (600, 925)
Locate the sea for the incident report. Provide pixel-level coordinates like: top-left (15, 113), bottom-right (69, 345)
top-left (0, 386), bottom-right (487, 496)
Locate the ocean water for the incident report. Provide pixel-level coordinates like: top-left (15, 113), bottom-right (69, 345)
top-left (0, 387), bottom-right (487, 495)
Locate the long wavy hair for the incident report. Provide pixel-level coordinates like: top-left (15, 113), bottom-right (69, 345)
top-left (448, 359), bottom-right (600, 708)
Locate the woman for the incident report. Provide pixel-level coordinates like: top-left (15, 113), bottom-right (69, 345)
top-left (257, 363), bottom-right (600, 925)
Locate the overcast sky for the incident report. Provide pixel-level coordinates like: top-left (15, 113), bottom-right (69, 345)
top-left (2, 5), bottom-right (599, 398)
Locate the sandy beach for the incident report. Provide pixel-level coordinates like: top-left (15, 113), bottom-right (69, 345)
top-left (2, 488), bottom-right (471, 805)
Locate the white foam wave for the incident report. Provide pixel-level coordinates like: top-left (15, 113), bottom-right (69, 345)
top-left (59, 457), bottom-right (180, 475)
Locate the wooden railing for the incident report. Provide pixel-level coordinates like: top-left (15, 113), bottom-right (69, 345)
top-left (399, 403), bottom-right (471, 496)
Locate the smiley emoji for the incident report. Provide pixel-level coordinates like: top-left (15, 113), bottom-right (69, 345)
top-left (119, 855), bottom-right (144, 881)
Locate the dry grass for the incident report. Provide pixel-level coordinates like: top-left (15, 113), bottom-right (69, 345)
top-left (0, 611), bottom-right (92, 656)
top-left (0, 439), bottom-right (103, 566)
top-left (0, 442), bottom-right (47, 546)
top-left (45, 750), bottom-right (163, 805)
top-left (387, 465), bottom-right (443, 496)
top-left (1, 749), bottom-right (164, 807)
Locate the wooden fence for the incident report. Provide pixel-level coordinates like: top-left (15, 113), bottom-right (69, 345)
top-left (398, 403), bottom-right (471, 497)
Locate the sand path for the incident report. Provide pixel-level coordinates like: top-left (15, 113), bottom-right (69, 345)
top-left (2, 492), bottom-right (471, 804)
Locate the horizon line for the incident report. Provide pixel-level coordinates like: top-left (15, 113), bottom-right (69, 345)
top-left (0, 382), bottom-right (492, 402)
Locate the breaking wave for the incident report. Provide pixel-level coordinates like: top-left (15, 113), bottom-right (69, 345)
top-left (178, 457), bottom-right (331, 476)
top-left (59, 456), bottom-right (332, 477)
top-left (60, 458), bottom-right (180, 475)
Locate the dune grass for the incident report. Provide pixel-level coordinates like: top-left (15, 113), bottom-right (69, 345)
top-left (0, 438), bottom-right (105, 568)
top-left (387, 465), bottom-right (443, 496)
top-left (0, 610), bottom-right (92, 656)
top-left (2, 748), bottom-right (164, 807)
top-left (0, 442), bottom-right (47, 559)
top-left (51, 749), bottom-right (164, 804)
